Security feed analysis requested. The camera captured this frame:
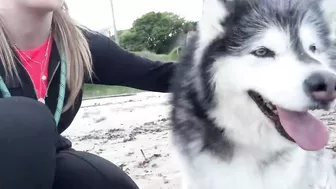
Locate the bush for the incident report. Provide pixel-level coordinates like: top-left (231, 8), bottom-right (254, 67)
top-left (119, 12), bottom-right (195, 54)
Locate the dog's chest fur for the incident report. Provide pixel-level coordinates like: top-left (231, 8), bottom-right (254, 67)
top-left (179, 148), bottom-right (336, 189)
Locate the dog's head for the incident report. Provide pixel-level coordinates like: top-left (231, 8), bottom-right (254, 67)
top-left (195, 0), bottom-right (336, 151)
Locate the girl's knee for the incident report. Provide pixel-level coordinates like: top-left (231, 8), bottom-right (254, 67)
top-left (55, 150), bottom-right (139, 189)
top-left (0, 96), bottom-right (57, 143)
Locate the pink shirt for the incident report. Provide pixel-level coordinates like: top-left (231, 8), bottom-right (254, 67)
top-left (15, 36), bottom-right (52, 99)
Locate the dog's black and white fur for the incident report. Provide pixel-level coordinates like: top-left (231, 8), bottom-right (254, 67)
top-left (170, 0), bottom-right (336, 188)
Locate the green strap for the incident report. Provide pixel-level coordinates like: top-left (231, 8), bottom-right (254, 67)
top-left (0, 76), bottom-right (10, 98)
top-left (0, 54), bottom-right (67, 127)
top-left (54, 54), bottom-right (67, 125)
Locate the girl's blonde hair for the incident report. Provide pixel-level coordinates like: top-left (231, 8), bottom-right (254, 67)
top-left (0, 3), bottom-right (93, 111)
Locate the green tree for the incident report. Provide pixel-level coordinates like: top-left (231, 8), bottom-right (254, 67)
top-left (120, 12), bottom-right (196, 53)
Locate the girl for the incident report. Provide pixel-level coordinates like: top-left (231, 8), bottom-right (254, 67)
top-left (0, 0), bottom-right (175, 188)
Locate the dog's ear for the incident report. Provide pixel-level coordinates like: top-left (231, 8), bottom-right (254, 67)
top-left (319, 0), bottom-right (336, 40)
top-left (198, 0), bottom-right (235, 45)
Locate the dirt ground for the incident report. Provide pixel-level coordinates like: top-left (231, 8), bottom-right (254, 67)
top-left (62, 92), bottom-right (336, 189)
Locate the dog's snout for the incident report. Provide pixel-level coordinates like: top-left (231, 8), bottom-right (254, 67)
top-left (304, 72), bottom-right (336, 102)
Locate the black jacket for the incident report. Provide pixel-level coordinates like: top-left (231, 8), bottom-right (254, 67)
top-left (0, 30), bottom-right (175, 136)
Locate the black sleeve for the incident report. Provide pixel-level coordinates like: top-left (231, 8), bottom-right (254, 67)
top-left (84, 30), bottom-right (176, 92)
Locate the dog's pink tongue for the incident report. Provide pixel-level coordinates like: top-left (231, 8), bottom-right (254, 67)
top-left (276, 107), bottom-right (328, 151)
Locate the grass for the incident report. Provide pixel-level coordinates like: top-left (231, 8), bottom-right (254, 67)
top-left (83, 84), bottom-right (141, 98)
top-left (83, 50), bottom-right (177, 98)
top-left (134, 50), bottom-right (178, 62)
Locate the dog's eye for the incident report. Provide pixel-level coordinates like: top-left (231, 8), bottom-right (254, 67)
top-left (309, 44), bottom-right (317, 53)
top-left (251, 47), bottom-right (275, 58)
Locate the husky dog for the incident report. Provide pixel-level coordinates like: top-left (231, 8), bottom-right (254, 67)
top-left (170, 0), bottom-right (336, 188)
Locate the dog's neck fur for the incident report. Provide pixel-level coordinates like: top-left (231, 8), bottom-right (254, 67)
top-left (210, 91), bottom-right (294, 153)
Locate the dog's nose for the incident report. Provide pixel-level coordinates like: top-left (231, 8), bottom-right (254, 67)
top-left (304, 72), bottom-right (336, 102)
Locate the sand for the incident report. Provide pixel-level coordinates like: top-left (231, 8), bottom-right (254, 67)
top-left (62, 92), bottom-right (336, 189)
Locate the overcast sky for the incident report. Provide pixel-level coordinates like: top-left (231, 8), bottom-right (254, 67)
top-left (66, 0), bottom-right (203, 31)
top-left (65, 0), bottom-right (336, 34)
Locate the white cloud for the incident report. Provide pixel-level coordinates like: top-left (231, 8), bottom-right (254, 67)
top-left (66, 0), bottom-right (203, 32)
